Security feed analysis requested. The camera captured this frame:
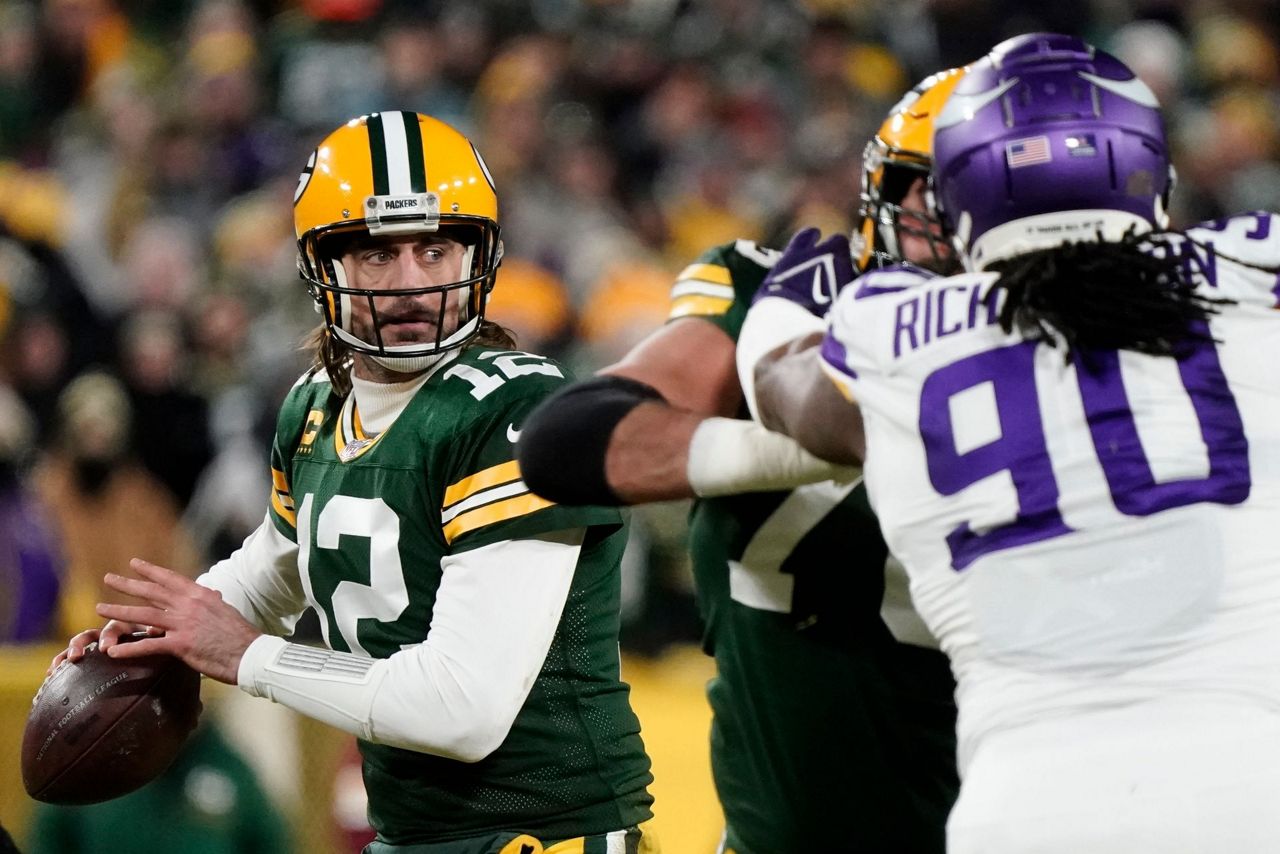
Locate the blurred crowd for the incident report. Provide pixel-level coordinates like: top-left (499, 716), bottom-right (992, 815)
top-left (2, 0), bottom-right (1279, 647)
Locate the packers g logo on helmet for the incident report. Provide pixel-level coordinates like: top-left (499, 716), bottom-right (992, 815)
top-left (294, 111), bottom-right (504, 362)
top-left (856, 67), bottom-right (966, 272)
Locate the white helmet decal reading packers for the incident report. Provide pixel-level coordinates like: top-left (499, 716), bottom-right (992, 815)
top-left (365, 193), bottom-right (441, 235)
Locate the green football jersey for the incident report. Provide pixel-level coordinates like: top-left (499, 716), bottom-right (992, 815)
top-left (669, 241), bottom-right (959, 853)
top-left (268, 347), bottom-right (653, 844)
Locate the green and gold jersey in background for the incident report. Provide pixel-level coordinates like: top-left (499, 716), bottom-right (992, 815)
top-left (268, 347), bottom-right (653, 844)
top-left (668, 241), bottom-right (959, 853)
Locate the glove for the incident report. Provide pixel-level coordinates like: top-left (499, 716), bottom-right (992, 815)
top-left (753, 227), bottom-right (856, 316)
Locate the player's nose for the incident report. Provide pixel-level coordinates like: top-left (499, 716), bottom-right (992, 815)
top-left (392, 251), bottom-right (432, 289)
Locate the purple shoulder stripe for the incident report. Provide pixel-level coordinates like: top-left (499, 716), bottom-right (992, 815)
top-left (852, 263), bottom-right (936, 300)
top-left (820, 334), bottom-right (856, 379)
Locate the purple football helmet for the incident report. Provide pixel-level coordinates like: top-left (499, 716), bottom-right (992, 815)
top-left (931, 32), bottom-right (1173, 269)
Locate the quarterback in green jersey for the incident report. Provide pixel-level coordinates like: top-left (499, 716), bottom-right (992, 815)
top-left (53, 112), bottom-right (655, 853)
top-left (517, 73), bottom-right (965, 852)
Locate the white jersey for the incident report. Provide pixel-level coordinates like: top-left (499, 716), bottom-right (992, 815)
top-left (822, 214), bottom-right (1280, 774)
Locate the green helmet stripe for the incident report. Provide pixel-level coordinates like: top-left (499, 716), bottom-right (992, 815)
top-left (367, 112), bottom-right (390, 196)
top-left (401, 112), bottom-right (427, 193)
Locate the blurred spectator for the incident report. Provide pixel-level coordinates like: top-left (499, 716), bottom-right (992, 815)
top-left (26, 718), bottom-right (294, 854)
top-left (1108, 19), bottom-right (1190, 109)
top-left (117, 308), bottom-right (215, 507)
top-left (485, 256), bottom-right (575, 358)
top-left (0, 206), bottom-right (113, 441)
top-left (0, 384), bottom-right (61, 643)
top-left (0, 1), bottom-right (41, 162)
top-left (374, 11), bottom-right (470, 131)
top-left (576, 257), bottom-right (675, 368)
top-left (32, 370), bottom-right (198, 637)
top-left (268, 1), bottom-right (384, 134)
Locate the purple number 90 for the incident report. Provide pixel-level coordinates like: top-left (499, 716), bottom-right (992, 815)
top-left (920, 333), bottom-right (1250, 571)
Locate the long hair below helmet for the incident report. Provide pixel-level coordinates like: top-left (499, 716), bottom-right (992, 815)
top-left (988, 230), bottom-right (1233, 367)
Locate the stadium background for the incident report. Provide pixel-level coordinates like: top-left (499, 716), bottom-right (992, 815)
top-left (2, 0), bottom-right (1278, 849)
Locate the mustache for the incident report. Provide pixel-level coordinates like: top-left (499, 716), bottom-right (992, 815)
top-left (378, 309), bottom-right (438, 324)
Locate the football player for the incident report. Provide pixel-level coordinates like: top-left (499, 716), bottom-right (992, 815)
top-left (53, 112), bottom-right (656, 854)
top-left (516, 72), bottom-right (965, 853)
top-left (741, 33), bottom-right (1280, 853)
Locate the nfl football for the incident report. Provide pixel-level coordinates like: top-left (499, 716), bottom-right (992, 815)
top-left (21, 634), bottom-right (202, 805)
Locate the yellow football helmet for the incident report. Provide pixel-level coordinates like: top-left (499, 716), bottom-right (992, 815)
top-left (856, 66), bottom-right (966, 272)
top-left (294, 111), bottom-right (503, 359)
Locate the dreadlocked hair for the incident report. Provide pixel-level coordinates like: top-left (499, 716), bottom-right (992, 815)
top-left (305, 320), bottom-right (520, 401)
top-left (988, 229), bottom-right (1236, 366)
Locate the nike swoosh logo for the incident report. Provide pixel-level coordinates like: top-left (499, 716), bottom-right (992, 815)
top-left (1077, 71), bottom-right (1159, 107)
top-left (935, 77), bottom-right (1018, 130)
top-left (507, 423), bottom-right (521, 443)
top-left (770, 253), bottom-right (838, 305)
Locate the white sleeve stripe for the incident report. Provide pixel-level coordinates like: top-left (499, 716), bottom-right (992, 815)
top-left (671, 281), bottom-right (735, 299)
top-left (441, 479), bottom-right (530, 523)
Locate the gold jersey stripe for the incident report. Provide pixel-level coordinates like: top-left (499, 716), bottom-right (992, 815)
top-left (669, 294), bottom-right (733, 319)
top-left (352, 403), bottom-right (368, 440)
top-left (271, 468), bottom-right (295, 510)
top-left (443, 492), bottom-right (554, 543)
top-left (270, 466), bottom-right (297, 524)
top-left (675, 262), bottom-right (732, 286)
top-left (444, 459), bottom-right (522, 507)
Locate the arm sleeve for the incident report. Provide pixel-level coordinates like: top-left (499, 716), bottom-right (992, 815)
top-left (235, 530), bottom-right (583, 762)
top-left (197, 513), bottom-right (308, 637)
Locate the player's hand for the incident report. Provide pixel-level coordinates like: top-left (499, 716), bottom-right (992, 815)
top-left (753, 227), bottom-right (855, 316)
top-left (47, 620), bottom-right (160, 676)
top-left (96, 558), bottom-right (263, 685)
top-left (47, 628), bottom-right (102, 676)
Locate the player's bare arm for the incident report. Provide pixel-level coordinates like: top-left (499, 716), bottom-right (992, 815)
top-left (753, 332), bottom-right (865, 466)
top-left (94, 558), bottom-right (262, 685)
top-left (594, 317), bottom-right (740, 502)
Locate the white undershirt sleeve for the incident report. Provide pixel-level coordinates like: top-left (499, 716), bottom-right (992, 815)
top-left (236, 529), bottom-right (584, 762)
top-left (197, 513), bottom-right (308, 637)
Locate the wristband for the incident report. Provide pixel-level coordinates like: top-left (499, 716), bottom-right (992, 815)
top-left (686, 416), bottom-right (858, 497)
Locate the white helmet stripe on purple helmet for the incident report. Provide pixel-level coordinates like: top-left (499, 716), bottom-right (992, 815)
top-left (1077, 71), bottom-right (1160, 107)
top-left (934, 77), bottom-right (1018, 131)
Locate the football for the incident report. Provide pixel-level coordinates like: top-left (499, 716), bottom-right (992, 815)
top-left (21, 634), bottom-right (202, 805)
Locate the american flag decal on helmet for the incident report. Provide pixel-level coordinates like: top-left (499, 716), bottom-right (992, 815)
top-left (1006, 135), bottom-right (1052, 168)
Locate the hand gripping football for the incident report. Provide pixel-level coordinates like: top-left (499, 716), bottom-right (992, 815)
top-left (22, 634), bottom-right (202, 804)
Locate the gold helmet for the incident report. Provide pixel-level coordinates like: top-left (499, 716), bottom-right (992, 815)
top-left (293, 111), bottom-right (503, 359)
top-left (856, 66), bottom-right (966, 272)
